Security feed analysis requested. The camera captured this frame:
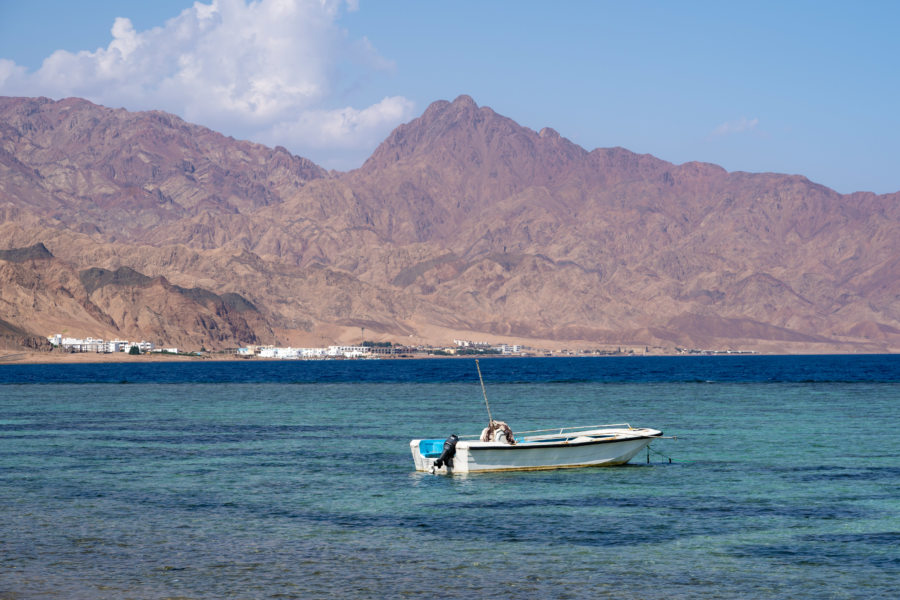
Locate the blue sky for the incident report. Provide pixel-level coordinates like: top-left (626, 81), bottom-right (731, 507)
top-left (1, 1), bottom-right (898, 194)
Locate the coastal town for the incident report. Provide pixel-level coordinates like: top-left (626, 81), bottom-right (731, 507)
top-left (44, 333), bottom-right (757, 359)
top-left (46, 333), bottom-right (525, 359)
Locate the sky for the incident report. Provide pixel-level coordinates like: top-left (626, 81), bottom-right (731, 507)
top-left (1, 0), bottom-right (899, 194)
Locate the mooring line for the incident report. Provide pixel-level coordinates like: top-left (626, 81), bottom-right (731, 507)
top-left (647, 443), bottom-right (689, 464)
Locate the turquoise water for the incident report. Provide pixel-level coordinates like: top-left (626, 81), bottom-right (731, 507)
top-left (1, 358), bottom-right (898, 598)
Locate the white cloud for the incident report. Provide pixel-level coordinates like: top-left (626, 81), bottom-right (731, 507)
top-left (0, 58), bottom-right (27, 87)
top-left (261, 95), bottom-right (415, 148)
top-left (712, 116), bottom-right (760, 137)
top-left (0, 0), bottom-right (414, 168)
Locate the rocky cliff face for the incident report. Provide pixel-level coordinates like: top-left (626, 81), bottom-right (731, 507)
top-left (2, 95), bottom-right (899, 352)
top-left (0, 243), bottom-right (270, 349)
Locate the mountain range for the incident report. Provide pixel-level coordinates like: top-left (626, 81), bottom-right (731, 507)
top-left (2, 94), bottom-right (899, 353)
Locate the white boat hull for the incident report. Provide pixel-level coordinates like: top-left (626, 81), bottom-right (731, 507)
top-left (411, 427), bottom-right (662, 474)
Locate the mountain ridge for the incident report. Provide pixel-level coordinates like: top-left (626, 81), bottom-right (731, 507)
top-left (2, 94), bottom-right (899, 353)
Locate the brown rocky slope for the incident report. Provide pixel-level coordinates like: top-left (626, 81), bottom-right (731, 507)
top-left (0, 243), bottom-right (270, 350)
top-left (1, 94), bottom-right (899, 352)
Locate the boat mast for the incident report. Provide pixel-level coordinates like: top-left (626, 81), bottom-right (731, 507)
top-left (475, 359), bottom-right (493, 426)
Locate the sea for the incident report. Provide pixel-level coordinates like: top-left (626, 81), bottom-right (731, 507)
top-left (1, 355), bottom-right (898, 599)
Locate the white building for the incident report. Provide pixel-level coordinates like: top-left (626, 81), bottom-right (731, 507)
top-left (497, 344), bottom-right (522, 355)
top-left (48, 334), bottom-right (154, 353)
top-left (59, 336), bottom-right (105, 353)
top-left (298, 347), bottom-right (327, 358)
top-left (454, 339), bottom-right (492, 348)
top-left (259, 346), bottom-right (304, 359)
top-left (327, 345), bottom-right (371, 358)
top-left (107, 339), bottom-right (129, 353)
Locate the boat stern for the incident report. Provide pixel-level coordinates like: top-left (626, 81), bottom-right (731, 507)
top-left (410, 438), bottom-right (469, 473)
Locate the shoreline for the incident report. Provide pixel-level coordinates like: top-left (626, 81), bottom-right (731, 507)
top-left (1, 349), bottom-right (896, 365)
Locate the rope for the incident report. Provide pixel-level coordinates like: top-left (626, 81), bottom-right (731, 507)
top-left (646, 443), bottom-right (691, 464)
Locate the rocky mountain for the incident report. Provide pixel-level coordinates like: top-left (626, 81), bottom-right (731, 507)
top-left (1, 94), bottom-right (899, 353)
top-left (0, 243), bottom-right (269, 350)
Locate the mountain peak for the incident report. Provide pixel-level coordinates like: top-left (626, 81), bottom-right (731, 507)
top-left (360, 94), bottom-right (586, 179)
top-left (451, 94), bottom-right (477, 108)
top-left (539, 127), bottom-right (560, 139)
top-left (416, 94), bottom-right (492, 126)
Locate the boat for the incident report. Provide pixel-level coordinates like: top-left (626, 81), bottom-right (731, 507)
top-left (410, 423), bottom-right (663, 474)
top-left (409, 360), bottom-right (664, 474)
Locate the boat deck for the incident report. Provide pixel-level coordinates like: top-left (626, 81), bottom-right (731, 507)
top-left (412, 424), bottom-right (663, 473)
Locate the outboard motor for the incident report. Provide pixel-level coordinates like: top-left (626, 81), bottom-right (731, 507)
top-left (432, 434), bottom-right (459, 469)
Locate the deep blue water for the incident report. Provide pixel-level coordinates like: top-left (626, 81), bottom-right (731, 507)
top-left (3, 354), bottom-right (900, 384)
top-left (1, 356), bottom-right (898, 599)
